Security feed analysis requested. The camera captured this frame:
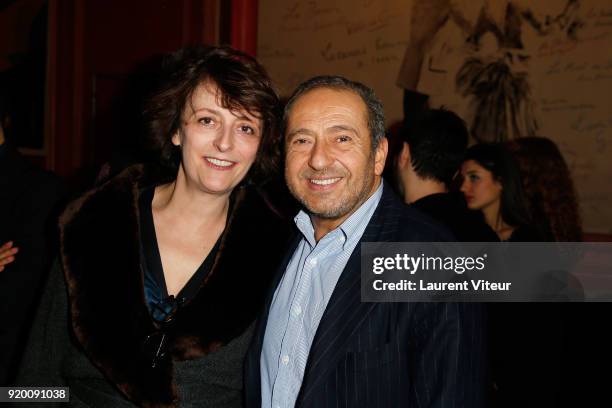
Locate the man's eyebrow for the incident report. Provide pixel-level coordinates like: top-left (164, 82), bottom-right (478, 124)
top-left (327, 124), bottom-right (358, 135)
top-left (286, 128), bottom-right (317, 139)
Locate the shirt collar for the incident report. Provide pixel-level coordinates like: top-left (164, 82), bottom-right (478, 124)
top-left (294, 180), bottom-right (384, 249)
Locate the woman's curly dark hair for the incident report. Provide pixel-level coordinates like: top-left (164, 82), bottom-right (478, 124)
top-left (142, 45), bottom-right (281, 183)
top-left (507, 137), bottom-right (583, 242)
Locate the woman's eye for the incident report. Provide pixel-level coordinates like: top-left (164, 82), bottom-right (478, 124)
top-left (239, 125), bottom-right (255, 135)
top-left (293, 138), bottom-right (308, 145)
top-left (469, 175), bottom-right (479, 182)
top-left (199, 117), bottom-right (214, 126)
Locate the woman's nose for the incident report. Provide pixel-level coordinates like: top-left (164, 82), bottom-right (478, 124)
top-left (213, 127), bottom-right (233, 152)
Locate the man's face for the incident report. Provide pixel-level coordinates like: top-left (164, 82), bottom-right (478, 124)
top-left (284, 88), bottom-right (387, 226)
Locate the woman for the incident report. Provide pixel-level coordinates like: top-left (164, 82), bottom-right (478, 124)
top-left (460, 142), bottom-right (537, 241)
top-left (461, 143), bottom-right (564, 407)
top-left (18, 46), bottom-right (291, 407)
top-left (508, 136), bottom-right (586, 407)
top-left (507, 136), bottom-right (582, 242)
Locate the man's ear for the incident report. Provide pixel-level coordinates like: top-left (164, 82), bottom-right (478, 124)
top-left (374, 136), bottom-right (388, 176)
top-left (398, 142), bottom-right (411, 170)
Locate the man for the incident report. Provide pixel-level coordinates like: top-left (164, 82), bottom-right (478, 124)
top-left (0, 92), bottom-right (65, 384)
top-left (245, 76), bottom-right (485, 407)
top-left (395, 108), bottom-right (498, 242)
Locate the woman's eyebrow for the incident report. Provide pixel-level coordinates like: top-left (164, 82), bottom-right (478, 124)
top-left (233, 112), bottom-right (258, 123)
top-left (192, 107), bottom-right (221, 115)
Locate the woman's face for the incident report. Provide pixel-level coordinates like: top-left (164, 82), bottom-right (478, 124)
top-left (460, 160), bottom-right (502, 211)
top-left (172, 82), bottom-right (262, 196)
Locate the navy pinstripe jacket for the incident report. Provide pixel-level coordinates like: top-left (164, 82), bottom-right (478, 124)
top-left (245, 183), bottom-right (486, 408)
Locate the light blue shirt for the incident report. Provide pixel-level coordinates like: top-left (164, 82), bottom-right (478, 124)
top-left (260, 182), bottom-right (384, 408)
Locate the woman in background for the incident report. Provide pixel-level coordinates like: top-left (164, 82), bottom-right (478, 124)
top-left (507, 136), bottom-right (582, 242)
top-left (509, 136), bottom-right (594, 407)
top-left (461, 142), bottom-right (565, 407)
top-left (18, 45), bottom-right (291, 407)
top-left (460, 142), bottom-right (537, 241)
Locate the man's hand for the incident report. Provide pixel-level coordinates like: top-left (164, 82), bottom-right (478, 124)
top-left (0, 241), bottom-right (18, 272)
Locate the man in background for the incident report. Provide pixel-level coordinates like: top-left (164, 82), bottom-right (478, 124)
top-left (395, 108), bottom-right (498, 242)
top-left (0, 91), bottom-right (65, 385)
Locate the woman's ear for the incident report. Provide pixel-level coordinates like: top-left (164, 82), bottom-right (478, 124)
top-left (171, 130), bottom-right (181, 147)
top-left (494, 176), bottom-right (504, 191)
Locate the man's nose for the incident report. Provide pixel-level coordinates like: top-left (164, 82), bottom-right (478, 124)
top-left (308, 140), bottom-right (333, 170)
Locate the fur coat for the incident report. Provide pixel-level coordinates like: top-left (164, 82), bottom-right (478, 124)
top-left (17, 165), bottom-right (293, 407)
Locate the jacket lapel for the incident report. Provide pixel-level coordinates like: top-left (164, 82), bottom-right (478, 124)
top-left (296, 183), bottom-right (404, 405)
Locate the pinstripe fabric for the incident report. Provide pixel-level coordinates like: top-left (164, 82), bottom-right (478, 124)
top-left (245, 181), bottom-right (486, 408)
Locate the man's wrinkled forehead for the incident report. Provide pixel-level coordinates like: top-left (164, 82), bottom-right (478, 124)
top-left (285, 87), bottom-right (368, 131)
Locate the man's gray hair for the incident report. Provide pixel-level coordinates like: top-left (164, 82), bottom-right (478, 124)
top-left (282, 75), bottom-right (386, 149)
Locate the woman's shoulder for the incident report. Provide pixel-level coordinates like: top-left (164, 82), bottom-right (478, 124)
top-left (60, 164), bottom-right (165, 227)
top-left (507, 225), bottom-right (547, 242)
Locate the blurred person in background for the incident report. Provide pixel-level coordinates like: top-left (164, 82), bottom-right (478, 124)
top-left (507, 136), bottom-right (582, 242)
top-left (460, 143), bottom-right (538, 241)
top-left (394, 108), bottom-right (498, 241)
top-left (0, 241), bottom-right (18, 272)
top-left (461, 142), bottom-right (565, 406)
top-left (507, 137), bottom-right (612, 408)
top-left (0, 90), bottom-right (65, 385)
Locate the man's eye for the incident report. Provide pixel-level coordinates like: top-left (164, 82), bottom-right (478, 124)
top-left (293, 138), bottom-right (308, 145)
top-left (337, 135), bottom-right (351, 143)
top-left (469, 175), bottom-right (479, 181)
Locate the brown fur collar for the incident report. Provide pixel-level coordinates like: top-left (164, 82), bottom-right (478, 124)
top-left (59, 165), bottom-right (292, 407)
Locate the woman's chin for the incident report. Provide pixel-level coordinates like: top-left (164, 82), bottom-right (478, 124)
top-left (466, 202), bottom-right (482, 211)
top-left (182, 171), bottom-right (243, 196)
top-left (198, 179), bottom-right (241, 196)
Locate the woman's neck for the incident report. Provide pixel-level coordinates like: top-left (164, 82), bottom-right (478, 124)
top-left (482, 201), bottom-right (514, 239)
top-left (153, 171), bottom-right (230, 231)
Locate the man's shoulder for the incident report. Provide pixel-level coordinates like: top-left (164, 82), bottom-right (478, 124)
top-left (396, 203), bottom-right (455, 241)
top-left (371, 185), bottom-right (455, 242)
